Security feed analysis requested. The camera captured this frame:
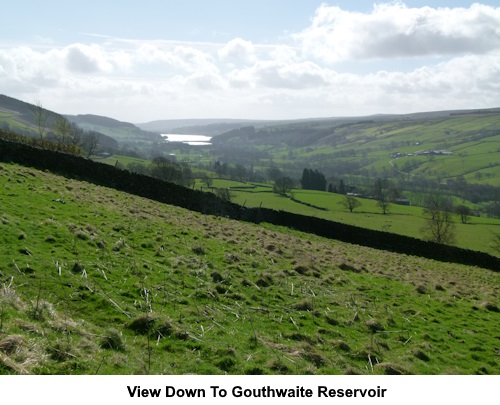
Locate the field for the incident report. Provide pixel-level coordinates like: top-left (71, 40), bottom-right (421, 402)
top-left (200, 179), bottom-right (500, 255)
top-left (0, 162), bottom-right (499, 375)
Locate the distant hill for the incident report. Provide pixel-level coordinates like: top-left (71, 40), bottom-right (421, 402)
top-left (66, 114), bottom-right (161, 144)
top-left (136, 118), bottom-right (262, 136)
top-left (211, 107), bottom-right (500, 187)
top-left (137, 109), bottom-right (500, 136)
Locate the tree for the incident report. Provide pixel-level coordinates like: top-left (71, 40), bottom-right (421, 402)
top-left (340, 195), bottom-right (361, 213)
top-left (214, 161), bottom-right (228, 177)
top-left (68, 123), bottom-right (84, 147)
top-left (376, 195), bottom-right (391, 215)
top-left (338, 179), bottom-right (346, 195)
top-left (455, 204), bottom-right (471, 224)
top-left (273, 176), bottom-right (294, 195)
top-left (300, 168), bottom-right (327, 191)
top-left (420, 193), bottom-right (456, 244)
top-left (215, 188), bottom-right (231, 202)
top-left (267, 166), bottom-right (282, 183)
top-left (127, 162), bottom-right (150, 175)
top-left (201, 173), bottom-right (213, 188)
top-left (373, 178), bottom-right (391, 215)
top-left (80, 130), bottom-right (99, 157)
top-left (233, 164), bottom-right (247, 182)
top-left (54, 117), bottom-right (72, 144)
top-left (150, 156), bottom-right (186, 185)
top-left (30, 99), bottom-right (49, 140)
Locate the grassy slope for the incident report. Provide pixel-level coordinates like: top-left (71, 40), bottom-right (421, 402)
top-left (0, 162), bottom-right (499, 375)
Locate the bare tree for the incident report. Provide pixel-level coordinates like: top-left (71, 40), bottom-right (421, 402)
top-left (274, 176), bottom-right (294, 195)
top-left (340, 195), bottom-right (361, 213)
top-left (420, 193), bottom-right (456, 244)
top-left (455, 204), bottom-right (471, 224)
top-left (30, 99), bottom-right (49, 140)
top-left (83, 131), bottom-right (100, 158)
top-left (373, 178), bottom-right (391, 214)
top-left (54, 117), bottom-right (72, 144)
top-left (201, 173), bottom-right (213, 188)
top-left (68, 123), bottom-right (84, 147)
top-left (376, 196), bottom-right (391, 215)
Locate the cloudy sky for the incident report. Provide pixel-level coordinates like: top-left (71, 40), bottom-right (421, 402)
top-left (1, 1), bottom-right (500, 122)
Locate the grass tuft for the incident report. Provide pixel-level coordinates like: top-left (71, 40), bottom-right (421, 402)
top-left (100, 328), bottom-right (126, 351)
top-left (0, 335), bottom-right (25, 355)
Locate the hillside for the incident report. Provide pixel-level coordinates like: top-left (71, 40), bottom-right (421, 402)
top-left (136, 118), bottom-right (256, 135)
top-left (0, 95), bottom-right (119, 153)
top-left (0, 95), bottom-right (160, 156)
top-left (0, 160), bottom-right (499, 375)
top-left (212, 108), bottom-right (500, 186)
top-left (0, 94), bottom-right (63, 136)
top-left (65, 114), bottom-right (161, 145)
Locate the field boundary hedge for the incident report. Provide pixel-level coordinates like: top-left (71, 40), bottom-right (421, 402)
top-left (1, 138), bottom-right (499, 271)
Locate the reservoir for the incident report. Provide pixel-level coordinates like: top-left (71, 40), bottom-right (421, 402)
top-left (161, 134), bottom-right (212, 145)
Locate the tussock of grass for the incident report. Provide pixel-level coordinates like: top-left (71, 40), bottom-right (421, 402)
top-left (331, 340), bottom-right (351, 352)
top-left (100, 328), bottom-right (126, 351)
top-left (338, 262), bottom-right (362, 273)
top-left (375, 362), bottom-right (410, 375)
top-left (365, 318), bottom-right (384, 333)
top-left (127, 314), bottom-right (156, 334)
top-left (293, 299), bottom-right (314, 311)
top-left (0, 335), bottom-right (26, 355)
top-left (480, 302), bottom-right (499, 312)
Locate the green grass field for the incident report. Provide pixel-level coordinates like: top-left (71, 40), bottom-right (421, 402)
top-left (0, 162), bottom-right (498, 375)
top-left (221, 186), bottom-right (500, 255)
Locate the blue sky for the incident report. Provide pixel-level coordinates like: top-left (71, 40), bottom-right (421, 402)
top-left (1, 1), bottom-right (500, 121)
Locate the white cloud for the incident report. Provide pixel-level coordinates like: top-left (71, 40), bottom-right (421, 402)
top-left (65, 44), bottom-right (113, 73)
top-left (1, 3), bottom-right (499, 121)
top-left (218, 37), bottom-right (256, 64)
top-left (296, 3), bottom-right (500, 63)
top-left (245, 61), bottom-right (330, 89)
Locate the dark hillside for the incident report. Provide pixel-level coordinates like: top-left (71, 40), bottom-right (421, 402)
top-left (66, 114), bottom-right (161, 144)
top-left (67, 114), bottom-right (137, 128)
top-left (0, 94), bottom-right (62, 130)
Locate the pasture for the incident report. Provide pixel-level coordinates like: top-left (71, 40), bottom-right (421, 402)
top-left (0, 161), bottom-right (498, 375)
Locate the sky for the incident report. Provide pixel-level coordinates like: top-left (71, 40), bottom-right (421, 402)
top-left (1, 1), bottom-right (500, 122)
